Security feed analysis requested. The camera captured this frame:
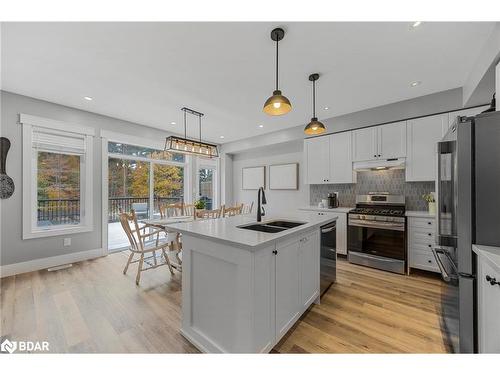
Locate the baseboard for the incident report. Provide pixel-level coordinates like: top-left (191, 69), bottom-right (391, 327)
top-left (0, 248), bottom-right (104, 278)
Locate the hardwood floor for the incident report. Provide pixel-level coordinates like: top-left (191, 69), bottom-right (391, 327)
top-left (1, 253), bottom-right (450, 353)
top-left (274, 258), bottom-right (451, 353)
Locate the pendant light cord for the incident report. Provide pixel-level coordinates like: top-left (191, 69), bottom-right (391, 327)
top-left (275, 38), bottom-right (279, 90)
top-left (184, 109), bottom-right (187, 139)
top-left (312, 79), bottom-right (316, 118)
top-left (199, 115), bottom-right (202, 143)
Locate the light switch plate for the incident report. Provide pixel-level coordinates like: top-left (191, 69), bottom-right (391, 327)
top-left (63, 238), bottom-right (71, 247)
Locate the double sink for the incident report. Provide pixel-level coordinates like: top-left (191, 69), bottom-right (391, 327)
top-left (238, 220), bottom-right (306, 233)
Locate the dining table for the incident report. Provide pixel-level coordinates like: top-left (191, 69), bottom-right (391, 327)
top-left (139, 215), bottom-right (194, 270)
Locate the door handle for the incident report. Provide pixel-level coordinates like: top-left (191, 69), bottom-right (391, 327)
top-left (432, 248), bottom-right (451, 283)
top-left (486, 275), bottom-right (500, 286)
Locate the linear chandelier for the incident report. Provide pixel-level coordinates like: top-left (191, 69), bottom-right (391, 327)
top-left (164, 107), bottom-right (219, 158)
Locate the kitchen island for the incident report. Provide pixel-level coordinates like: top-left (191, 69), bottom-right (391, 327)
top-left (164, 211), bottom-right (337, 353)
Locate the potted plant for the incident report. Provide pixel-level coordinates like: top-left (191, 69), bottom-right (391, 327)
top-left (195, 199), bottom-right (206, 210)
top-left (422, 193), bottom-right (436, 215)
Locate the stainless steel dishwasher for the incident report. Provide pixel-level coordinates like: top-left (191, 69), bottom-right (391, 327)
top-left (320, 221), bottom-right (337, 296)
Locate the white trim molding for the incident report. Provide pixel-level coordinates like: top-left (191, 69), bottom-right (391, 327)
top-left (19, 113), bottom-right (95, 136)
top-left (0, 248), bottom-right (104, 278)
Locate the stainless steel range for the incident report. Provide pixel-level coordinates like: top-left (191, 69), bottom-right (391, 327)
top-left (347, 193), bottom-right (406, 274)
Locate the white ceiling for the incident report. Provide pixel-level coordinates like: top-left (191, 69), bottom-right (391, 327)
top-left (1, 22), bottom-right (496, 143)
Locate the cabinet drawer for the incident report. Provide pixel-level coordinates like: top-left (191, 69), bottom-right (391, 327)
top-left (409, 231), bottom-right (436, 244)
top-left (409, 242), bottom-right (435, 253)
top-left (410, 249), bottom-right (439, 272)
top-left (409, 217), bottom-right (436, 229)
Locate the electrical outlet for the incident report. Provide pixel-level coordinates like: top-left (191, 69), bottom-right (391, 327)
top-left (63, 238), bottom-right (71, 247)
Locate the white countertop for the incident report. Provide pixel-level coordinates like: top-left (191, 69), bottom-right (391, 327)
top-left (299, 206), bottom-right (353, 213)
top-left (405, 210), bottom-right (436, 218)
top-left (473, 244), bottom-right (500, 273)
top-left (164, 212), bottom-right (337, 250)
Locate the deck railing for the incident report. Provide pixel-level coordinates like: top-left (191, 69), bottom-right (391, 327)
top-left (37, 196), bottom-right (184, 225)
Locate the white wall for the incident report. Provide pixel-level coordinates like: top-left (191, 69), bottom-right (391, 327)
top-left (232, 141), bottom-right (308, 216)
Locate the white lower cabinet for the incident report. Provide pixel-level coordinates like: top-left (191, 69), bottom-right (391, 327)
top-left (275, 230), bottom-right (319, 341)
top-left (299, 232), bottom-right (320, 309)
top-left (477, 255), bottom-right (500, 353)
top-left (408, 217), bottom-right (439, 273)
top-left (335, 213), bottom-right (347, 255)
top-left (275, 236), bottom-right (302, 339)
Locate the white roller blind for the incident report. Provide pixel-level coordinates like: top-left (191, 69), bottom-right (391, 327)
top-left (32, 127), bottom-right (86, 154)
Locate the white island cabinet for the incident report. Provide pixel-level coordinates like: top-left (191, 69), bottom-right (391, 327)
top-left (473, 244), bottom-right (500, 353)
top-left (165, 212), bottom-right (336, 353)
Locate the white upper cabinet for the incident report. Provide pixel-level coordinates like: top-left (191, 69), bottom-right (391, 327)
top-left (447, 105), bottom-right (490, 130)
top-left (406, 113), bottom-right (447, 182)
top-left (378, 121), bottom-right (407, 159)
top-left (329, 131), bottom-right (355, 184)
top-left (352, 127), bottom-right (378, 161)
top-left (304, 136), bottom-right (330, 184)
top-left (304, 132), bottom-right (355, 184)
top-left (353, 122), bottom-right (406, 161)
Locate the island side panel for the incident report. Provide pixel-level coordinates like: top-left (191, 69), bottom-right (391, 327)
top-left (181, 234), bottom-right (274, 353)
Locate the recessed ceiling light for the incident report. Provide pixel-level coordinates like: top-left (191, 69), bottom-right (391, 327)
top-left (83, 96), bottom-right (93, 101)
top-left (170, 121), bottom-right (176, 125)
top-left (219, 135), bottom-right (225, 139)
top-left (259, 124), bottom-right (264, 128)
top-left (411, 21), bottom-right (422, 28)
top-left (410, 81), bottom-right (421, 87)
top-left (324, 106), bottom-right (329, 110)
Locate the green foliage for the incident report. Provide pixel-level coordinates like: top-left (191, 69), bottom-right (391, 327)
top-left (195, 200), bottom-right (206, 209)
top-left (422, 193), bottom-right (435, 203)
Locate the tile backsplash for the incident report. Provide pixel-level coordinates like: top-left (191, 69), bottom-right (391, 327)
top-left (310, 169), bottom-right (434, 211)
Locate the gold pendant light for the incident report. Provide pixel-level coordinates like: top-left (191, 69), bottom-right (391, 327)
top-left (263, 28), bottom-right (292, 116)
top-left (304, 73), bottom-right (326, 135)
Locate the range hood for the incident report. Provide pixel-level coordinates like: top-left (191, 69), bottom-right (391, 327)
top-left (353, 158), bottom-right (406, 171)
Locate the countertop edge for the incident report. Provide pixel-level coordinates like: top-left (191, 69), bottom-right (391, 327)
top-left (472, 244), bottom-right (500, 273)
top-left (164, 215), bottom-right (338, 250)
top-left (299, 206), bottom-right (353, 213)
top-left (405, 211), bottom-right (436, 218)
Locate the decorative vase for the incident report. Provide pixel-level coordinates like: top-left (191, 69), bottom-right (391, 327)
top-left (428, 201), bottom-right (436, 215)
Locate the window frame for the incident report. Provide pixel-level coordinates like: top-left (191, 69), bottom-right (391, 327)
top-left (21, 114), bottom-right (94, 239)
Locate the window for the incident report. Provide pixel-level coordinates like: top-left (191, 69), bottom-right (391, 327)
top-left (21, 114), bottom-right (94, 239)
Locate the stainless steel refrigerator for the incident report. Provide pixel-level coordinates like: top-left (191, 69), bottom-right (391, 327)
top-left (433, 110), bottom-right (500, 353)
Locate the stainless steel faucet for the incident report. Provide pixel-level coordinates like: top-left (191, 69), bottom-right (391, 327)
top-left (257, 186), bottom-right (267, 222)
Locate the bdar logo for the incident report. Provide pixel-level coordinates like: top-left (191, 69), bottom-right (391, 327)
top-left (1, 338), bottom-right (17, 354)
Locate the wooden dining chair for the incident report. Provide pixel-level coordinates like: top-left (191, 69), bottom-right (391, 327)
top-left (194, 207), bottom-right (222, 220)
top-left (241, 201), bottom-right (254, 214)
top-left (159, 203), bottom-right (183, 218)
top-left (119, 210), bottom-right (175, 285)
top-left (182, 203), bottom-right (195, 217)
top-left (222, 204), bottom-right (244, 217)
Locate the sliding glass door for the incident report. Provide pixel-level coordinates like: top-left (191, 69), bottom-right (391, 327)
top-left (107, 142), bottom-right (186, 252)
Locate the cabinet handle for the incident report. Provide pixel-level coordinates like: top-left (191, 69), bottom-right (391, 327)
top-left (428, 222), bottom-right (432, 225)
top-left (428, 244), bottom-right (432, 248)
top-left (373, 154), bottom-right (377, 158)
top-left (486, 275), bottom-right (500, 286)
top-left (378, 154), bottom-right (381, 157)
top-left (428, 260), bottom-right (432, 263)
top-left (428, 233), bottom-right (432, 236)
top-left (272, 250), bottom-right (278, 255)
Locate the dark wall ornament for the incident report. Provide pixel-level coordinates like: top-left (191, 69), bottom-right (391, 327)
top-left (0, 137), bottom-right (15, 199)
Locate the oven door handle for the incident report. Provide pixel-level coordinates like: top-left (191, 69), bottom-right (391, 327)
top-left (348, 220), bottom-right (405, 231)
